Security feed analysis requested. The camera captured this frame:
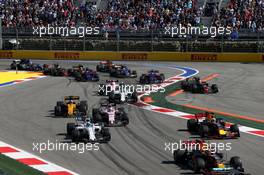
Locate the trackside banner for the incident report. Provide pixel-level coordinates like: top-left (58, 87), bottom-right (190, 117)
top-left (0, 50), bottom-right (263, 62)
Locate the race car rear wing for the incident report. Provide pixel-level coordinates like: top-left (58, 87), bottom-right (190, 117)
top-left (64, 96), bottom-right (80, 101)
top-left (106, 80), bottom-right (118, 83)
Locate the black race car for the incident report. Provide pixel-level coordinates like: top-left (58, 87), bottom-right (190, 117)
top-left (10, 59), bottom-right (42, 71)
top-left (173, 140), bottom-right (250, 174)
top-left (181, 77), bottom-right (219, 93)
top-left (43, 64), bottom-right (68, 76)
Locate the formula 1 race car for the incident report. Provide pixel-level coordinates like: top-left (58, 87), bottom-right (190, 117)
top-left (139, 70), bottom-right (165, 84)
top-left (10, 59), bottom-right (42, 71)
top-left (98, 80), bottom-right (119, 96)
top-left (96, 60), bottom-right (115, 72)
top-left (43, 64), bottom-right (68, 76)
top-left (181, 77), bottom-right (219, 94)
top-left (92, 103), bottom-right (129, 127)
top-left (54, 96), bottom-right (88, 117)
top-left (66, 117), bottom-right (111, 143)
top-left (173, 140), bottom-right (249, 174)
top-left (187, 112), bottom-right (240, 139)
top-left (67, 64), bottom-right (85, 77)
top-left (109, 65), bottom-right (137, 78)
top-left (67, 65), bottom-right (99, 82)
top-left (108, 83), bottom-right (138, 104)
top-left (74, 69), bottom-right (99, 82)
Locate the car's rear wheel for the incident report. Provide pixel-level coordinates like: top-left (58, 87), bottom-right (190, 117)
top-left (79, 101), bottom-right (88, 115)
top-left (193, 157), bottom-right (205, 173)
top-left (102, 128), bottom-right (111, 142)
top-left (72, 129), bottom-right (81, 142)
top-left (199, 125), bottom-right (209, 138)
top-left (230, 156), bottom-right (243, 169)
top-left (187, 119), bottom-right (197, 131)
top-left (54, 106), bottom-right (62, 116)
top-left (230, 124), bottom-right (240, 137)
top-left (211, 84), bottom-right (219, 93)
top-left (173, 149), bottom-right (185, 163)
top-left (56, 101), bottom-right (63, 107)
top-left (67, 123), bottom-right (75, 136)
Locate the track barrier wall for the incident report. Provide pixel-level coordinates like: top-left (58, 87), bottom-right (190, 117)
top-left (0, 50), bottom-right (263, 62)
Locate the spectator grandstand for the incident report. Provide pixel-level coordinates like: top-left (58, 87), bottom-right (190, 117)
top-left (0, 0), bottom-right (263, 52)
top-left (1, 0), bottom-right (263, 31)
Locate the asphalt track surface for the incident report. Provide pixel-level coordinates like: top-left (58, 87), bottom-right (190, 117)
top-left (0, 60), bottom-right (263, 175)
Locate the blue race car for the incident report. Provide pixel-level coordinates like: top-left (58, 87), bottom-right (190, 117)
top-left (139, 70), bottom-right (165, 84)
top-left (10, 59), bottom-right (42, 71)
top-left (74, 68), bottom-right (99, 82)
top-left (109, 65), bottom-right (137, 78)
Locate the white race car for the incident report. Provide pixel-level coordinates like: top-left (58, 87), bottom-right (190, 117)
top-left (108, 83), bottom-right (138, 104)
top-left (92, 103), bottom-right (129, 127)
top-left (66, 117), bottom-right (111, 143)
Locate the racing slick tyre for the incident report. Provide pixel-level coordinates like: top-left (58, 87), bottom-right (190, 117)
top-left (102, 128), bottom-right (111, 142)
top-left (132, 70), bottom-right (137, 77)
top-left (72, 129), bottom-right (81, 143)
top-left (121, 113), bottom-right (129, 126)
top-left (108, 92), bottom-right (116, 103)
top-left (211, 84), bottom-right (219, 93)
top-left (131, 92), bottom-right (138, 103)
top-left (139, 74), bottom-right (146, 84)
top-left (230, 124), bottom-right (240, 137)
top-left (56, 101), bottom-right (64, 107)
top-left (187, 119), bottom-right (197, 132)
top-left (54, 106), bottom-right (62, 116)
top-left (67, 123), bottom-right (75, 136)
top-left (230, 156), bottom-right (243, 169)
top-left (79, 101), bottom-right (88, 115)
top-left (199, 125), bottom-right (209, 138)
top-left (74, 72), bottom-right (82, 81)
top-left (193, 157), bottom-right (205, 173)
top-left (173, 150), bottom-right (185, 163)
top-left (160, 73), bottom-right (165, 82)
top-left (96, 65), bottom-right (100, 72)
top-left (92, 109), bottom-right (102, 123)
top-left (191, 84), bottom-right (199, 93)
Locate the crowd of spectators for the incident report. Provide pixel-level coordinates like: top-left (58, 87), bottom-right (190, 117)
top-left (0, 0), bottom-right (201, 31)
top-left (1, 0), bottom-right (263, 32)
top-left (212, 0), bottom-right (264, 32)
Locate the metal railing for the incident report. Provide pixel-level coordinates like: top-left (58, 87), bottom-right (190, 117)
top-left (2, 27), bottom-right (264, 52)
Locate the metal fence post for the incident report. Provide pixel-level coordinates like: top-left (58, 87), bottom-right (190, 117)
top-left (83, 34), bottom-right (86, 51)
top-left (49, 35), bottom-right (52, 50)
top-left (151, 29), bottom-right (153, 52)
top-left (117, 29), bottom-right (120, 52)
top-left (221, 34), bottom-right (224, 52)
top-left (16, 27), bottom-right (19, 50)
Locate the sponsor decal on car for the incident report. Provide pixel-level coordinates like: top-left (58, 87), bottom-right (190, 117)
top-left (191, 54), bottom-right (217, 61)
